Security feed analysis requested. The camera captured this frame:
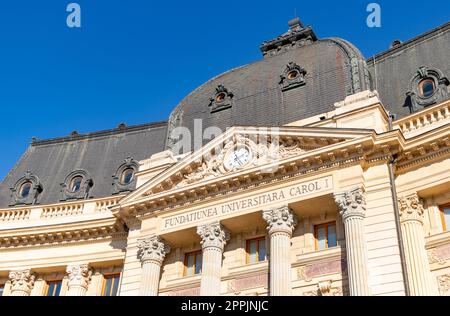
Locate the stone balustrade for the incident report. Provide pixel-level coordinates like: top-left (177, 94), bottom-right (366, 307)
top-left (0, 197), bottom-right (122, 226)
top-left (394, 101), bottom-right (450, 136)
top-left (41, 204), bottom-right (84, 219)
top-left (0, 209), bottom-right (31, 222)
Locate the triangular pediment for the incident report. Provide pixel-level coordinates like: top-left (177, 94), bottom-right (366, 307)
top-left (118, 126), bottom-right (376, 208)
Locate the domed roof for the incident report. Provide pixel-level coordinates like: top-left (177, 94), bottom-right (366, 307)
top-left (166, 19), bottom-right (372, 153)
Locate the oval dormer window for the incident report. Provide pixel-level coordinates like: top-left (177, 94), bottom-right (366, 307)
top-left (419, 79), bottom-right (436, 98)
top-left (287, 70), bottom-right (299, 80)
top-left (19, 182), bottom-right (32, 198)
top-left (215, 92), bottom-right (227, 103)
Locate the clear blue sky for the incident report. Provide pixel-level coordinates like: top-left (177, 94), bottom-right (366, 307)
top-left (0, 0), bottom-right (449, 180)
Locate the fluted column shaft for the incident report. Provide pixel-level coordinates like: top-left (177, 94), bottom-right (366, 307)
top-left (137, 236), bottom-right (170, 296)
top-left (399, 194), bottom-right (435, 296)
top-left (9, 269), bottom-right (35, 296)
top-left (263, 206), bottom-right (297, 296)
top-left (197, 222), bottom-right (230, 296)
top-left (334, 187), bottom-right (370, 296)
top-left (66, 264), bottom-right (91, 296)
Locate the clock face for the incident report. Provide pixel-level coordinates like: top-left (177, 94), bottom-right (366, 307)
top-left (224, 146), bottom-right (252, 170)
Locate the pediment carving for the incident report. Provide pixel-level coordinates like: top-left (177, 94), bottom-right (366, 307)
top-left (175, 133), bottom-right (308, 188)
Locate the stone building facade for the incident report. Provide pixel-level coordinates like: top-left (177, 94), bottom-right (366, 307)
top-left (0, 19), bottom-right (449, 296)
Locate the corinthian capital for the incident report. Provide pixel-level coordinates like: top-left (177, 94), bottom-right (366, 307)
top-left (137, 236), bottom-right (171, 264)
top-left (9, 269), bottom-right (35, 295)
top-left (262, 206), bottom-right (297, 235)
top-left (66, 264), bottom-right (92, 290)
top-left (197, 221), bottom-right (230, 251)
top-left (398, 193), bottom-right (424, 223)
top-left (334, 187), bottom-right (366, 220)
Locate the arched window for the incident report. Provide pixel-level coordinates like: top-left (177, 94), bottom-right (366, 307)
top-left (120, 168), bottom-right (134, 185)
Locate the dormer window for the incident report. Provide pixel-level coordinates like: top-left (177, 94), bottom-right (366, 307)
top-left (209, 85), bottom-right (233, 113)
top-left (60, 170), bottom-right (93, 201)
top-left (280, 62), bottom-right (307, 91)
top-left (9, 171), bottom-right (43, 206)
top-left (419, 79), bottom-right (436, 98)
top-left (406, 66), bottom-right (449, 112)
top-left (112, 157), bottom-right (139, 194)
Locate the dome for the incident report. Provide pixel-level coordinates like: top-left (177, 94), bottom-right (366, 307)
top-left (166, 18), bottom-right (372, 153)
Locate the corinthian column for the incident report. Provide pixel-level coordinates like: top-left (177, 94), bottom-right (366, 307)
top-left (66, 264), bottom-right (91, 296)
top-left (262, 206), bottom-right (297, 296)
top-left (197, 221), bottom-right (230, 296)
top-left (9, 269), bottom-right (35, 296)
top-left (334, 187), bottom-right (370, 296)
top-left (398, 193), bottom-right (436, 295)
top-left (137, 236), bottom-right (170, 296)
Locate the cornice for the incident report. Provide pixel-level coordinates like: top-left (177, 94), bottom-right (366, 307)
top-left (396, 128), bottom-right (450, 174)
top-left (0, 218), bottom-right (126, 249)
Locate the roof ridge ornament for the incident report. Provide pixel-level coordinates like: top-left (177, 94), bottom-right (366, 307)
top-left (260, 17), bottom-right (318, 58)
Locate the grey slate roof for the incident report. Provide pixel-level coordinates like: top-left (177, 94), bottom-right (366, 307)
top-left (367, 22), bottom-right (450, 118)
top-left (0, 122), bottom-right (167, 208)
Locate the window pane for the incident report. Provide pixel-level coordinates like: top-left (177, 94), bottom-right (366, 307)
top-left (444, 208), bottom-right (450, 231)
top-left (317, 227), bottom-right (327, 250)
top-left (47, 283), bottom-right (55, 296)
top-left (248, 240), bottom-right (257, 263)
top-left (111, 276), bottom-right (120, 296)
top-left (195, 253), bottom-right (202, 274)
top-left (422, 81), bottom-right (435, 97)
top-left (186, 254), bottom-right (195, 276)
top-left (258, 239), bottom-right (266, 262)
top-left (328, 225), bottom-right (337, 248)
top-left (54, 282), bottom-right (62, 296)
top-left (104, 278), bottom-right (112, 296)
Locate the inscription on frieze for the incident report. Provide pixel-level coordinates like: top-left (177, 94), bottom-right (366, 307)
top-left (161, 176), bottom-right (332, 231)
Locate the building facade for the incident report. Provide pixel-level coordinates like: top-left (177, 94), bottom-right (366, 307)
top-left (0, 19), bottom-right (449, 296)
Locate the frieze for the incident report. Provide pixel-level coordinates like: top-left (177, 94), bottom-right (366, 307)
top-left (297, 259), bottom-right (346, 281)
top-left (161, 176), bottom-right (332, 231)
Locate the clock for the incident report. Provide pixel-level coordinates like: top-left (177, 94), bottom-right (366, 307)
top-left (223, 146), bottom-right (252, 170)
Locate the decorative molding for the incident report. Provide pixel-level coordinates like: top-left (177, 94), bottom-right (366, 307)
top-left (302, 280), bottom-right (344, 296)
top-left (334, 187), bottom-right (366, 220)
top-left (174, 134), bottom-right (308, 188)
top-left (9, 269), bottom-right (36, 295)
top-left (398, 193), bottom-right (424, 223)
top-left (66, 264), bottom-right (92, 290)
top-left (0, 222), bottom-right (126, 249)
top-left (438, 274), bottom-right (450, 296)
top-left (137, 235), bottom-right (171, 264)
top-left (262, 206), bottom-right (297, 235)
top-left (427, 248), bottom-right (447, 265)
top-left (197, 221), bottom-right (230, 251)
